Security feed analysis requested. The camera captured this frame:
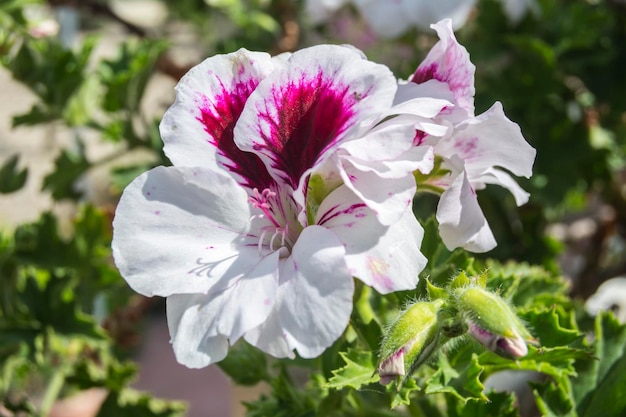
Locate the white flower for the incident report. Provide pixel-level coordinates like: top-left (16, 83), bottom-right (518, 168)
top-left (303, 0), bottom-right (539, 38)
top-left (397, 19), bottom-right (536, 252)
top-left (112, 45), bottom-right (426, 368)
top-left (354, 0), bottom-right (476, 37)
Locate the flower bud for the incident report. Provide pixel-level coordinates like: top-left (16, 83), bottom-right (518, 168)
top-left (377, 299), bottom-right (443, 385)
top-left (457, 286), bottom-right (531, 359)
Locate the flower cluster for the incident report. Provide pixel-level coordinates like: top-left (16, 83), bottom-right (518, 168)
top-left (305, 0), bottom-right (539, 38)
top-left (112, 19), bottom-right (535, 368)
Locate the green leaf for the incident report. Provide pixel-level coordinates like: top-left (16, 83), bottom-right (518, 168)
top-left (0, 154), bottom-right (28, 193)
top-left (5, 36), bottom-right (96, 125)
top-left (425, 354), bottom-right (487, 403)
top-left (96, 389), bottom-right (186, 417)
top-left (326, 349), bottom-right (378, 390)
top-left (42, 140), bottom-right (91, 201)
top-left (574, 313), bottom-right (626, 417)
top-left (521, 306), bottom-right (583, 348)
top-left (388, 377), bottom-right (420, 409)
top-left (458, 391), bottom-right (521, 417)
top-left (98, 39), bottom-right (168, 113)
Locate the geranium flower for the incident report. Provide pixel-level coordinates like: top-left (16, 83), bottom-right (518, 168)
top-left (112, 45), bottom-right (427, 368)
top-left (397, 19), bottom-right (536, 252)
top-left (303, 0), bottom-right (538, 38)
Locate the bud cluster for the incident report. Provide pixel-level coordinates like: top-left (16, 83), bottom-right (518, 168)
top-left (376, 272), bottom-right (535, 386)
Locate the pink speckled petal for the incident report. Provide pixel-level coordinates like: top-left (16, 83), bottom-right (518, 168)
top-left (349, 206), bottom-right (425, 294)
top-left (161, 48), bottom-right (276, 191)
top-left (437, 102), bottom-right (536, 181)
top-left (234, 44), bottom-right (397, 195)
top-left (411, 18), bottom-right (475, 119)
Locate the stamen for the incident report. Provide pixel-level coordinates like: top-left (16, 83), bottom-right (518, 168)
top-left (249, 188), bottom-right (280, 227)
top-left (258, 228), bottom-right (269, 254)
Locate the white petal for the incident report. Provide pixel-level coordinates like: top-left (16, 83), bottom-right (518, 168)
top-left (244, 308), bottom-right (296, 359)
top-left (212, 250), bottom-right (281, 342)
top-left (394, 79), bottom-right (454, 106)
top-left (338, 158), bottom-right (415, 226)
top-left (112, 165), bottom-right (259, 297)
top-left (438, 102), bottom-right (536, 180)
top-left (345, 207), bottom-right (426, 294)
top-left (277, 226), bottom-right (353, 358)
top-left (436, 171), bottom-right (497, 252)
top-left (166, 294), bottom-right (229, 368)
top-left (339, 120), bottom-right (416, 162)
top-left (479, 168), bottom-right (530, 206)
top-left (317, 186), bottom-right (425, 293)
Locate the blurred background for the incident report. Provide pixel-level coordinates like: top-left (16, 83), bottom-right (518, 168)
top-left (1, 0), bottom-right (625, 416)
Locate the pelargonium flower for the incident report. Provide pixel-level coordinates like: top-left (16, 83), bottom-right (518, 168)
top-left (112, 45), bottom-right (427, 368)
top-left (397, 19), bottom-right (536, 252)
top-left (303, 0), bottom-right (538, 38)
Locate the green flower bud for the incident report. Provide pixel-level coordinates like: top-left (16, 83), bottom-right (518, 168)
top-left (457, 286), bottom-right (532, 359)
top-left (377, 299), bottom-right (444, 385)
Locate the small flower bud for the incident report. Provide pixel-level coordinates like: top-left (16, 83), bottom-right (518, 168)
top-left (377, 299), bottom-right (443, 385)
top-left (457, 286), bottom-right (532, 359)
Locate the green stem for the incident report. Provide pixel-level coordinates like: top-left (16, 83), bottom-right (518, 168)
top-left (40, 365), bottom-right (68, 416)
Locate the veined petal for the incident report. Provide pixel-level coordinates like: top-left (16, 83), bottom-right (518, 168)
top-left (345, 207), bottom-right (425, 294)
top-left (161, 48), bottom-right (275, 191)
top-left (437, 102), bottom-right (535, 180)
top-left (340, 162), bottom-right (416, 225)
top-left (317, 186), bottom-right (424, 293)
top-left (277, 226), bottom-right (353, 358)
top-left (234, 44), bottom-right (397, 195)
top-left (411, 18), bottom-right (475, 118)
top-left (165, 251), bottom-right (280, 367)
top-left (212, 250), bottom-right (281, 342)
top-left (338, 145), bottom-right (431, 225)
top-left (436, 171), bottom-right (497, 252)
top-left (112, 165), bottom-right (259, 297)
top-left (166, 294), bottom-right (229, 368)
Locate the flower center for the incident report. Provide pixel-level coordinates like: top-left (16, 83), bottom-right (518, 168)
top-left (248, 187), bottom-right (301, 257)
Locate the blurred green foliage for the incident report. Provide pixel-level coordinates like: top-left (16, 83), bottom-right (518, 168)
top-left (1, 0), bottom-right (626, 416)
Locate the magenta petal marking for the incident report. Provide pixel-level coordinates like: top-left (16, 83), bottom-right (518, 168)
top-left (316, 202), bottom-right (367, 226)
top-left (412, 62), bottom-right (439, 84)
top-left (196, 77), bottom-right (274, 191)
top-left (253, 73), bottom-right (359, 189)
